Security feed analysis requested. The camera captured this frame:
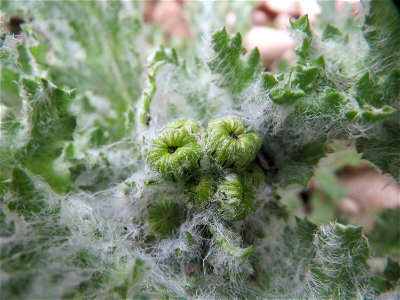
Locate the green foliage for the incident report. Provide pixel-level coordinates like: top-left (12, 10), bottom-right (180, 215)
top-left (214, 228), bottom-right (253, 259)
top-left (368, 207), bottom-right (400, 257)
top-left (208, 28), bottom-right (261, 93)
top-left (356, 121), bottom-right (400, 180)
top-left (383, 258), bottom-right (400, 286)
top-left (7, 167), bottom-right (48, 218)
top-left (167, 119), bottom-right (201, 134)
top-left (363, 0), bottom-right (400, 74)
top-left (20, 78), bottom-right (77, 192)
top-left (322, 24), bottom-right (343, 40)
top-left (306, 223), bottom-right (373, 299)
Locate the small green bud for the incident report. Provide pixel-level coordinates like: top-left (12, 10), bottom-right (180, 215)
top-left (167, 118), bottom-right (201, 134)
top-left (147, 128), bottom-right (203, 181)
top-left (205, 116), bottom-right (261, 169)
top-left (216, 173), bottom-right (255, 221)
top-left (185, 173), bottom-right (216, 206)
top-left (147, 199), bottom-right (184, 236)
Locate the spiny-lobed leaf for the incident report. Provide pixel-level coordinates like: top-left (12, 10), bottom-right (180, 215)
top-left (0, 207), bottom-right (16, 237)
top-left (208, 27), bottom-right (262, 94)
top-left (368, 207), bottom-right (400, 257)
top-left (356, 120), bottom-right (400, 180)
top-left (217, 239), bottom-right (253, 259)
top-left (354, 71), bottom-right (383, 107)
top-left (269, 87), bottom-right (305, 105)
top-left (306, 222), bottom-right (376, 299)
top-left (7, 167), bottom-right (48, 218)
top-left (265, 141), bottom-right (327, 187)
top-left (322, 24), bottom-right (343, 40)
top-left (151, 46), bottom-right (182, 67)
top-left (255, 216), bottom-right (317, 298)
top-left (383, 258), bottom-right (400, 289)
top-left (291, 65), bottom-right (321, 91)
top-left (290, 15), bottom-right (311, 36)
top-left (363, 0), bottom-right (400, 74)
top-left (25, 1), bottom-right (143, 115)
top-left (19, 77), bottom-right (76, 192)
top-left (283, 217), bottom-right (318, 260)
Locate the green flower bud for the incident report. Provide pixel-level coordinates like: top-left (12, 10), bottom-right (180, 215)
top-left (147, 199), bottom-right (184, 236)
top-left (167, 118), bottom-right (201, 134)
top-left (216, 173), bottom-right (255, 221)
top-left (147, 128), bottom-right (203, 181)
top-left (185, 173), bottom-right (217, 206)
top-left (205, 116), bottom-right (261, 169)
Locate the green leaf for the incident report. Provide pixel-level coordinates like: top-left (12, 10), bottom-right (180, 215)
top-left (269, 87), bottom-right (305, 105)
top-left (384, 258), bottom-right (400, 284)
top-left (138, 64), bottom-right (161, 127)
top-left (359, 105), bottom-right (396, 123)
top-left (354, 71), bottom-right (384, 106)
top-left (271, 142), bottom-right (327, 187)
top-left (0, 68), bottom-right (19, 110)
top-left (321, 88), bottom-right (344, 113)
top-left (219, 243), bottom-right (253, 259)
top-left (151, 46), bottom-right (181, 67)
top-left (0, 106), bottom-right (22, 176)
top-left (291, 65), bottom-right (321, 90)
top-left (212, 226), bottom-right (254, 259)
top-left (368, 207), bottom-right (400, 257)
top-left (208, 27), bottom-right (262, 93)
top-left (273, 162), bottom-right (315, 187)
top-left (363, 0), bottom-right (400, 74)
top-left (262, 72), bottom-right (278, 90)
top-left (322, 24), bottom-right (343, 40)
top-left (111, 258), bottom-right (147, 299)
top-left (356, 121), bottom-right (400, 180)
top-left (19, 77), bottom-right (77, 192)
top-left (382, 69), bottom-right (400, 102)
top-left (283, 217), bottom-right (318, 259)
top-left (0, 207), bottom-right (16, 237)
top-left (261, 217), bottom-right (317, 295)
top-left (33, 1), bottom-right (142, 114)
top-left (294, 37), bottom-right (312, 63)
top-left (297, 142), bottom-right (326, 165)
top-left (290, 15), bottom-right (311, 35)
top-left (7, 167), bottom-right (47, 218)
top-left (306, 222), bottom-right (373, 299)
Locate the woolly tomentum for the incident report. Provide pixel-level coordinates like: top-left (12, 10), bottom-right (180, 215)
top-left (216, 173), bottom-right (255, 221)
top-left (146, 128), bottom-right (203, 180)
top-left (185, 173), bottom-right (216, 206)
top-left (205, 116), bottom-right (261, 169)
top-left (147, 199), bottom-right (184, 236)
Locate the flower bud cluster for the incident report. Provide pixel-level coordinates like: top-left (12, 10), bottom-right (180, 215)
top-left (146, 117), bottom-right (263, 235)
